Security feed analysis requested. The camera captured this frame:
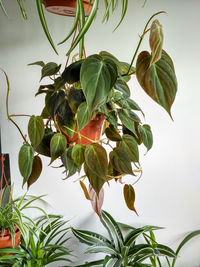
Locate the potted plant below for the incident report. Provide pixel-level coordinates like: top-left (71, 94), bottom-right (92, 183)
top-left (3, 11), bottom-right (177, 216)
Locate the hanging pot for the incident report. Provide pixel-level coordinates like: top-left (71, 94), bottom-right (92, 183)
top-left (0, 226), bottom-right (21, 249)
top-left (42, 0), bottom-right (93, 17)
top-left (68, 115), bottom-right (106, 146)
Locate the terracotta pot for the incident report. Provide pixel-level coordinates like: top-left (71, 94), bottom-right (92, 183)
top-left (68, 115), bottom-right (106, 146)
top-left (0, 227), bottom-right (21, 248)
top-left (42, 0), bottom-right (93, 17)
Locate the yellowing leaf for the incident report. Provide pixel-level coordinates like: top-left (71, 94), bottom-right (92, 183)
top-left (123, 184), bottom-right (138, 215)
top-left (80, 181), bottom-right (91, 200)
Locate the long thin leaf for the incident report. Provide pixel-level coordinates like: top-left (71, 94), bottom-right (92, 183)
top-left (0, 0), bottom-right (7, 16)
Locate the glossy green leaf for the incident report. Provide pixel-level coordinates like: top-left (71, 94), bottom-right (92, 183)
top-left (41, 62), bottom-right (61, 80)
top-left (77, 102), bottom-right (89, 131)
top-left (119, 134), bottom-right (139, 162)
top-left (118, 109), bottom-right (137, 137)
top-left (101, 210), bottom-right (124, 251)
top-left (85, 143), bottom-right (108, 180)
top-left (124, 184), bottom-right (138, 214)
top-left (138, 124), bottom-right (153, 151)
top-left (84, 163), bottom-right (105, 195)
top-left (18, 144), bottom-right (34, 180)
top-left (109, 147), bottom-right (133, 175)
top-left (50, 133), bottom-right (67, 164)
top-left (27, 155), bottom-right (42, 189)
top-left (28, 115), bottom-right (45, 148)
top-left (72, 145), bottom-right (86, 167)
top-left (61, 148), bottom-right (78, 179)
top-left (80, 54), bottom-right (117, 114)
top-left (114, 78), bottom-right (130, 98)
top-left (126, 98), bottom-right (145, 117)
top-left (149, 19), bottom-right (164, 66)
top-left (136, 50), bottom-right (177, 119)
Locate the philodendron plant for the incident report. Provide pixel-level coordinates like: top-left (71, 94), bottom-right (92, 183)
top-left (72, 210), bottom-right (176, 266)
top-left (4, 13), bottom-right (177, 215)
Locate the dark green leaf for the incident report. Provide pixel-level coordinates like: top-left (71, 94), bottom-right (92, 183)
top-left (68, 88), bottom-right (86, 113)
top-left (28, 61), bottom-right (45, 67)
top-left (27, 155), bottom-right (42, 189)
top-left (72, 145), bottom-right (86, 167)
top-left (61, 60), bottom-right (84, 84)
top-left (119, 134), bottom-right (139, 162)
top-left (61, 148), bottom-right (77, 178)
top-left (80, 54), bottom-right (117, 114)
top-left (28, 115), bottom-right (45, 148)
top-left (109, 147), bottom-right (133, 175)
top-left (50, 133), bottom-right (67, 164)
top-left (105, 124), bottom-right (122, 141)
top-left (138, 124), bottom-right (153, 151)
top-left (126, 98), bottom-right (144, 117)
top-left (41, 62), bottom-right (61, 80)
top-left (106, 110), bottom-right (118, 129)
top-left (136, 50), bottom-right (177, 119)
top-left (18, 144), bottom-right (34, 180)
top-left (84, 163), bottom-right (105, 195)
top-left (118, 109), bottom-right (137, 137)
top-left (46, 90), bottom-right (66, 118)
top-left (114, 78), bottom-right (130, 98)
top-left (85, 143), bottom-right (108, 180)
top-left (123, 184), bottom-right (138, 214)
top-left (77, 102), bottom-right (89, 131)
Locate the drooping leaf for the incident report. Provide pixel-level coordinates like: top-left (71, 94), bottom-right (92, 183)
top-left (50, 133), bottom-right (67, 164)
top-left (113, 92), bottom-right (130, 109)
top-left (85, 243), bottom-right (119, 256)
top-left (28, 115), bottom-right (45, 148)
top-left (138, 124), bottom-right (153, 152)
top-left (136, 50), bottom-right (177, 119)
top-left (123, 184), bottom-right (138, 215)
top-left (85, 143), bottom-right (108, 180)
top-left (118, 109), bottom-right (137, 137)
top-left (105, 124), bottom-right (122, 141)
top-left (119, 134), bottom-right (139, 162)
top-left (18, 144), bottom-right (34, 180)
top-left (80, 181), bottom-right (91, 200)
top-left (126, 98), bottom-right (145, 117)
top-left (80, 54), bottom-right (117, 114)
top-left (27, 155), bottom-right (42, 189)
top-left (72, 145), bottom-right (86, 167)
top-left (84, 163), bottom-right (105, 196)
top-left (61, 148), bottom-right (78, 179)
top-left (77, 102), bottom-right (89, 131)
top-left (46, 90), bottom-right (66, 118)
top-left (89, 185), bottom-right (104, 218)
top-left (41, 62), bottom-right (61, 80)
top-left (106, 110), bottom-right (118, 130)
top-left (61, 60), bottom-right (84, 84)
top-left (68, 88), bottom-right (86, 113)
top-left (149, 19), bottom-right (164, 66)
top-left (114, 78), bottom-right (130, 98)
top-left (109, 147), bottom-right (133, 175)
top-left (35, 128), bottom-right (55, 157)
top-left (28, 61), bottom-right (45, 67)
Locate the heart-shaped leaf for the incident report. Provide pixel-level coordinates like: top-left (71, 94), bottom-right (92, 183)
top-left (138, 124), bottom-right (153, 152)
top-left (27, 155), bottom-right (42, 189)
top-left (18, 144), bottom-right (34, 180)
top-left (41, 62), bottom-right (61, 80)
top-left (136, 50), bottom-right (177, 119)
top-left (72, 144), bottom-right (86, 167)
top-left (124, 184), bottom-right (138, 215)
top-left (77, 102), bottom-right (89, 131)
top-left (28, 115), bottom-right (45, 148)
top-left (85, 143), bottom-right (108, 180)
top-left (84, 163), bottom-right (105, 196)
top-left (119, 134), bottom-right (139, 162)
top-left (118, 109), bottom-right (137, 137)
top-left (80, 54), bottom-right (117, 114)
top-left (149, 19), bottom-right (164, 66)
top-left (114, 78), bottom-right (130, 98)
top-left (61, 148), bottom-right (78, 179)
top-left (109, 147), bottom-right (133, 175)
top-left (50, 133), bottom-right (67, 164)
top-left (105, 125), bottom-right (122, 141)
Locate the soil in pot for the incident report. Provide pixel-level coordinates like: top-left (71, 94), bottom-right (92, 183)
top-left (42, 0), bottom-right (93, 17)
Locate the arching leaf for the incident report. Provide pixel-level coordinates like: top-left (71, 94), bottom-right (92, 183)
top-left (138, 124), bottom-right (153, 152)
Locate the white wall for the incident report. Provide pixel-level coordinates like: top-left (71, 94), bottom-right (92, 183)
top-left (1, 0), bottom-right (200, 266)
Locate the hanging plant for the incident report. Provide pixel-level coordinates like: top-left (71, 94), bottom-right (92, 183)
top-left (3, 12), bottom-right (177, 216)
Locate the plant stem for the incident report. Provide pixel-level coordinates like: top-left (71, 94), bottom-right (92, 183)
top-left (9, 114), bottom-right (31, 118)
top-left (3, 70), bottom-right (27, 143)
top-left (126, 11), bottom-right (166, 75)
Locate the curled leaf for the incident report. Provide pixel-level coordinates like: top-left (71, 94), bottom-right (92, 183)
top-left (124, 184), bottom-right (138, 215)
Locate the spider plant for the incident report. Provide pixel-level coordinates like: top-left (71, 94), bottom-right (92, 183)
top-left (72, 210), bottom-right (176, 266)
top-left (0, 0), bottom-right (27, 19)
top-left (0, 214), bottom-right (72, 266)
